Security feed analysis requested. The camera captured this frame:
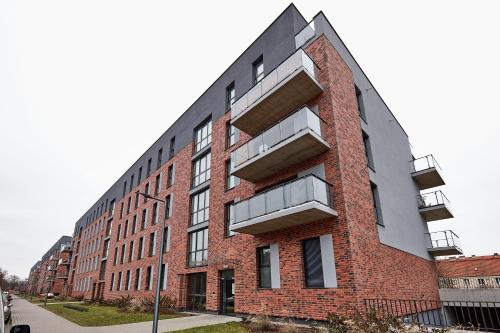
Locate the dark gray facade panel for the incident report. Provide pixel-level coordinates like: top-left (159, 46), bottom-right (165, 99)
top-left (41, 235), bottom-right (72, 261)
top-left (312, 13), bottom-right (431, 260)
top-left (74, 5), bottom-right (307, 232)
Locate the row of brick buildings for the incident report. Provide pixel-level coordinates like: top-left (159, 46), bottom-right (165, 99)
top-left (26, 5), bottom-right (466, 319)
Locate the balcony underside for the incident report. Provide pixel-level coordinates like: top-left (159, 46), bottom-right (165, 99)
top-left (412, 167), bottom-right (445, 190)
top-left (428, 246), bottom-right (463, 256)
top-left (230, 201), bottom-right (337, 235)
top-left (419, 204), bottom-right (454, 222)
top-left (233, 130), bottom-right (330, 182)
top-left (231, 69), bottom-right (323, 136)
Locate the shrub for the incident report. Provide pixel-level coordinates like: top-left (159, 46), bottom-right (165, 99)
top-left (249, 314), bottom-right (274, 331)
top-left (326, 313), bottom-right (349, 333)
top-left (115, 295), bottom-right (134, 312)
top-left (141, 295), bottom-right (177, 314)
top-left (63, 304), bottom-right (89, 312)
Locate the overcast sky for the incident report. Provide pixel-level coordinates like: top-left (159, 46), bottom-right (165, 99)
top-left (1, 1), bottom-right (499, 278)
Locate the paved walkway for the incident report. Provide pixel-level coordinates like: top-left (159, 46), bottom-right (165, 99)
top-left (11, 296), bottom-right (240, 333)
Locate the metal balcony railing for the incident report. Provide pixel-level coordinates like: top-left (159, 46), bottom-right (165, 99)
top-left (230, 49), bottom-right (318, 120)
top-left (231, 174), bottom-right (331, 225)
top-left (439, 277), bottom-right (500, 289)
top-left (411, 154), bottom-right (442, 173)
top-left (425, 230), bottom-right (462, 251)
top-left (232, 106), bottom-right (325, 168)
top-left (418, 190), bottom-right (450, 209)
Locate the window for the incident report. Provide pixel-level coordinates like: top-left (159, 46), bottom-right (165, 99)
top-left (152, 202), bottom-right (159, 225)
top-left (225, 202), bottom-right (235, 237)
top-left (121, 244), bottom-right (126, 264)
top-left (226, 82), bottom-right (236, 110)
top-left (131, 215), bottom-right (137, 235)
top-left (110, 273), bottom-right (115, 291)
top-left (167, 164), bottom-right (174, 187)
top-left (123, 181), bottom-right (127, 196)
top-left (119, 203), bottom-right (124, 219)
top-left (135, 192), bottom-right (139, 209)
top-left (154, 174), bottom-right (161, 195)
top-left (125, 270), bottom-right (131, 290)
top-left (169, 137), bottom-right (175, 159)
top-left (138, 237), bottom-right (144, 259)
top-left (188, 228), bottom-right (208, 267)
top-left (116, 224), bottom-right (121, 241)
top-left (103, 239), bottom-right (110, 258)
top-left (134, 268), bottom-right (141, 290)
top-left (190, 189), bottom-right (210, 226)
top-left (138, 167), bottom-right (142, 185)
top-left (253, 55), bottom-right (264, 84)
top-left (157, 148), bottom-right (163, 169)
top-left (123, 220), bottom-right (128, 239)
top-left (118, 272), bottom-right (122, 291)
top-left (371, 182), bottom-right (383, 226)
top-left (141, 209), bottom-right (148, 230)
top-left (109, 199), bottom-right (115, 216)
top-left (355, 85), bottom-right (366, 122)
top-left (226, 122), bottom-right (239, 148)
top-left (145, 266), bottom-right (152, 290)
top-left (147, 158), bottom-right (152, 177)
top-left (225, 160), bottom-right (239, 190)
top-left (160, 264), bottom-right (167, 290)
top-left (129, 175), bottom-right (134, 191)
top-left (164, 195), bottom-right (172, 219)
top-left (148, 232), bottom-right (156, 257)
top-left (362, 131), bottom-right (375, 170)
top-left (162, 227), bottom-right (169, 254)
top-left (257, 246), bottom-right (271, 288)
top-left (303, 238), bottom-right (324, 288)
top-left (144, 183), bottom-right (150, 203)
top-left (192, 153), bottom-right (211, 187)
top-left (128, 240), bottom-right (134, 262)
top-left (194, 119), bottom-right (212, 153)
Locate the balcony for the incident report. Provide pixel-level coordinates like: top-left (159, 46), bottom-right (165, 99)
top-left (426, 230), bottom-right (462, 256)
top-left (58, 259), bottom-right (70, 266)
top-left (411, 155), bottom-right (445, 190)
top-left (231, 49), bottom-right (323, 136)
top-left (418, 190), bottom-right (453, 222)
top-left (56, 275), bottom-right (69, 280)
top-left (231, 107), bottom-right (330, 182)
top-left (230, 175), bottom-right (337, 235)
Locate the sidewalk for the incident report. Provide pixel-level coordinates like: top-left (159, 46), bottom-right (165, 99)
top-left (11, 296), bottom-right (240, 333)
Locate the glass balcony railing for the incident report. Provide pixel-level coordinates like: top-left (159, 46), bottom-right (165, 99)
top-left (231, 49), bottom-right (317, 120)
top-left (231, 174), bottom-right (331, 226)
top-left (426, 230), bottom-right (462, 252)
top-left (295, 21), bottom-right (316, 49)
top-left (232, 106), bottom-right (324, 169)
top-left (411, 155), bottom-right (442, 173)
top-left (417, 190), bottom-right (450, 209)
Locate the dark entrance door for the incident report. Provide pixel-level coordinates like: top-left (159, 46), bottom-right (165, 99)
top-left (220, 270), bottom-right (235, 315)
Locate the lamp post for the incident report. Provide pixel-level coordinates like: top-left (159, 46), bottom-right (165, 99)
top-left (136, 191), bottom-right (166, 333)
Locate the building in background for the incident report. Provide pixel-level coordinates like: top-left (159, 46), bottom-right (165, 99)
top-left (31, 236), bottom-right (72, 296)
top-left (437, 254), bottom-right (500, 302)
top-left (35, 4), bottom-right (460, 319)
top-left (26, 261), bottom-right (41, 295)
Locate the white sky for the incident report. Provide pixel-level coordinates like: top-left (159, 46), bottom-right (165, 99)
top-left (1, 1), bottom-right (499, 278)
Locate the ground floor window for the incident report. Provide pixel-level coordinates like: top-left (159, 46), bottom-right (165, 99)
top-left (187, 272), bottom-right (206, 311)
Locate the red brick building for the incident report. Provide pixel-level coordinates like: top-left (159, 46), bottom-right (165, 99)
top-left (65, 5), bottom-right (459, 319)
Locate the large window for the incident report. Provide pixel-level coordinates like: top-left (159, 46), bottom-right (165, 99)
top-left (165, 195), bottom-right (172, 220)
top-left (303, 238), bottom-right (324, 288)
top-left (226, 122), bottom-right (239, 148)
top-left (147, 158), bottom-right (152, 177)
top-left (226, 82), bottom-right (236, 111)
top-left (148, 232), bottom-right (156, 257)
top-left (253, 55), bottom-right (264, 84)
top-left (138, 236), bottom-right (144, 259)
top-left (257, 246), bottom-right (271, 288)
top-left (146, 266), bottom-right (152, 290)
top-left (190, 189), bottom-right (210, 226)
top-left (355, 85), bottom-right (366, 122)
top-left (167, 164), bottom-right (174, 187)
top-left (371, 182), bottom-right (383, 226)
top-left (134, 268), bottom-right (141, 290)
top-left (194, 119), bottom-right (212, 153)
top-left (160, 263), bottom-right (167, 290)
top-left (192, 153), bottom-right (211, 187)
top-left (169, 137), bottom-right (176, 159)
top-left (154, 174), bottom-right (161, 195)
top-left (141, 208), bottom-right (148, 230)
top-left (157, 148), bottom-right (163, 170)
top-left (162, 226), bottom-right (169, 253)
top-left (137, 167), bottom-right (142, 185)
top-left (188, 228), bottom-right (208, 267)
top-left (225, 160), bottom-right (239, 190)
top-left (152, 202), bottom-right (158, 225)
top-left (362, 131), bottom-right (375, 170)
top-left (225, 202), bottom-right (235, 237)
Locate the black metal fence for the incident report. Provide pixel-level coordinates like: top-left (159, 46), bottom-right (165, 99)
top-left (365, 299), bottom-right (500, 332)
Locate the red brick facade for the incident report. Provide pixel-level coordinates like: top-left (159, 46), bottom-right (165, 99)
top-left (66, 34), bottom-right (440, 320)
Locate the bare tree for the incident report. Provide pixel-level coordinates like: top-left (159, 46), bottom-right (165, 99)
top-left (0, 267), bottom-right (8, 289)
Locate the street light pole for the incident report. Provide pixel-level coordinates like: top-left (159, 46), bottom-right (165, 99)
top-left (136, 191), bottom-right (166, 333)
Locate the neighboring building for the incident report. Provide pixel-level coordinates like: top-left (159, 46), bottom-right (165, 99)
top-left (437, 254), bottom-right (500, 302)
top-left (33, 236), bottom-right (72, 295)
top-left (26, 261), bottom-right (41, 295)
top-left (67, 4), bottom-right (459, 319)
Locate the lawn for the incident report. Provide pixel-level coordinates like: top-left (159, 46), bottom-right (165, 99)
top-left (44, 303), bottom-right (186, 326)
top-left (170, 322), bottom-right (248, 333)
